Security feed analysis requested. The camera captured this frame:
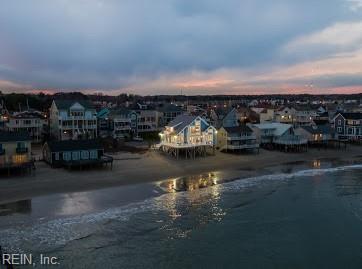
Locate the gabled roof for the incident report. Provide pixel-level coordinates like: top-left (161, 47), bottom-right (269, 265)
top-left (338, 112), bottom-right (362, 120)
top-left (253, 123), bottom-right (292, 136)
top-left (46, 139), bottom-right (103, 152)
top-left (0, 131), bottom-right (31, 142)
top-left (167, 115), bottom-right (198, 134)
top-left (301, 125), bottom-right (334, 135)
top-left (223, 125), bottom-right (253, 134)
top-left (54, 100), bottom-right (95, 110)
top-left (166, 114), bottom-right (214, 134)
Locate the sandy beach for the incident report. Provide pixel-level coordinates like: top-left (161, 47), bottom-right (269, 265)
top-left (0, 146), bottom-right (361, 204)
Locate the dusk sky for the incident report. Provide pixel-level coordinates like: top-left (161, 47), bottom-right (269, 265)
top-left (1, 0), bottom-right (362, 95)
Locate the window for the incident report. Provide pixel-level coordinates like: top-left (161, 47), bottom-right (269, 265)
top-left (338, 120), bottom-right (341, 125)
top-left (72, 151), bottom-right (80, 160)
top-left (90, 150), bottom-right (98, 159)
top-left (12, 154), bottom-right (27, 164)
top-left (54, 153), bottom-right (59, 161)
top-left (81, 150), bottom-right (89, 160)
top-left (63, 152), bottom-right (71, 161)
top-left (17, 142), bottom-right (26, 149)
top-left (337, 127), bottom-right (342, 133)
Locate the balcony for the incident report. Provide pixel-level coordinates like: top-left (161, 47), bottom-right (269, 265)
top-left (16, 147), bottom-right (28, 154)
top-left (227, 144), bottom-right (259, 150)
top-left (227, 135), bottom-right (256, 141)
top-left (274, 136), bottom-right (308, 145)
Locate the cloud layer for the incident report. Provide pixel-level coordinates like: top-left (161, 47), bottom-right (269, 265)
top-left (0, 0), bottom-right (362, 94)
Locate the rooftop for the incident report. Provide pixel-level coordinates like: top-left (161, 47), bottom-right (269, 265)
top-left (46, 139), bottom-right (103, 152)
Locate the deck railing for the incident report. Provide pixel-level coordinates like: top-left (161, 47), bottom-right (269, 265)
top-left (160, 141), bottom-right (214, 148)
top-left (227, 135), bottom-right (256, 141)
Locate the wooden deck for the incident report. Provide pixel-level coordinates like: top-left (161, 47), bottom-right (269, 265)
top-left (159, 143), bottom-right (215, 159)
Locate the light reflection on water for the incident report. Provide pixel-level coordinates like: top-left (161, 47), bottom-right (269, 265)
top-left (160, 172), bottom-right (221, 193)
top-left (159, 174), bottom-right (226, 239)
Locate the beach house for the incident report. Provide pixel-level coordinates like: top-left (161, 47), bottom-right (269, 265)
top-left (332, 112), bottom-right (362, 141)
top-left (275, 106), bottom-right (317, 127)
top-left (217, 125), bottom-right (259, 153)
top-left (296, 124), bottom-right (335, 146)
top-left (49, 100), bottom-right (97, 140)
top-left (252, 123), bottom-right (308, 152)
top-left (6, 110), bottom-right (47, 143)
top-left (97, 108), bottom-right (137, 139)
top-left (42, 139), bottom-right (113, 169)
top-left (0, 131), bottom-right (33, 174)
top-left (158, 115), bottom-right (217, 159)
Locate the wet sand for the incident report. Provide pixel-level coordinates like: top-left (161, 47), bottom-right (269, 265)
top-left (0, 146), bottom-right (361, 204)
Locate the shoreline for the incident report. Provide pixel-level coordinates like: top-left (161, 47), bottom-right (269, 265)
top-left (0, 146), bottom-right (361, 204)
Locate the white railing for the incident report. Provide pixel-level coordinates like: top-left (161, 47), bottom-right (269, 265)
top-left (160, 141), bottom-right (214, 148)
top-left (227, 144), bottom-right (259, 150)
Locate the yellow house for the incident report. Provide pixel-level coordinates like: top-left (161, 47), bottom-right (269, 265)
top-left (0, 131), bottom-right (32, 170)
top-left (217, 125), bottom-right (259, 153)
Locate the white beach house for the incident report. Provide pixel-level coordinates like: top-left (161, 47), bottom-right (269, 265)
top-left (158, 115), bottom-right (217, 158)
top-left (49, 100), bottom-right (97, 140)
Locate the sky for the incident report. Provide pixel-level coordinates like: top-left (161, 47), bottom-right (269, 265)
top-left (0, 0), bottom-right (362, 95)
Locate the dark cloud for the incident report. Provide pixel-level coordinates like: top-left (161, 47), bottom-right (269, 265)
top-left (0, 0), bottom-right (361, 91)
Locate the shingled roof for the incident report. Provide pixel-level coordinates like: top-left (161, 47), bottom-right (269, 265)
top-left (302, 125), bottom-right (334, 135)
top-left (223, 125), bottom-right (253, 134)
top-left (0, 131), bottom-right (31, 142)
top-left (46, 139), bottom-right (103, 152)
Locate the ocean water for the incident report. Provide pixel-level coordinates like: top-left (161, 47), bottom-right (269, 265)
top-left (1, 163), bottom-right (362, 269)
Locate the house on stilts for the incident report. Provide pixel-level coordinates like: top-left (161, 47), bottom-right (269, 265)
top-left (251, 123), bottom-right (308, 152)
top-left (158, 115), bottom-right (217, 159)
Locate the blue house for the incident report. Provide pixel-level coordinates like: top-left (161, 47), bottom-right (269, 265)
top-left (43, 139), bottom-right (113, 168)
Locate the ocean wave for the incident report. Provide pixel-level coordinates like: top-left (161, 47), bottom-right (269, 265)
top-left (222, 164), bottom-right (362, 191)
top-left (0, 164), bottom-right (361, 253)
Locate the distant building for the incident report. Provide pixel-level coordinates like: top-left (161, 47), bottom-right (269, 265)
top-left (136, 109), bottom-right (163, 133)
top-left (6, 110), bottom-right (47, 143)
top-left (49, 100), bottom-right (97, 140)
top-left (259, 108), bottom-right (275, 123)
top-left (158, 115), bottom-right (217, 158)
top-left (156, 103), bottom-right (184, 125)
top-left (0, 131), bottom-right (33, 173)
top-left (0, 113), bottom-right (9, 130)
top-left (332, 112), bottom-right (362, 141)
top-left (97, 108), bottom-right (137, 139)
top-left (236, 107), bottom-right (260, 124)
top-left (275, 106), bottom-right (317, 126)
top-left (217, 125), bottom-right (259, 153)
top-left (43, 139), bottom-right (113, 168)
